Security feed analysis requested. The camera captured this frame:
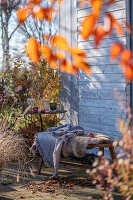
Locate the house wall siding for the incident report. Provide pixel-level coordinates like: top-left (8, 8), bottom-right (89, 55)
top-left (77, 0), bottom-right (127, 143)
top-left (59, 0), bottom-right (127, 156)
top-left (59, 0), bottom-right (78, 125)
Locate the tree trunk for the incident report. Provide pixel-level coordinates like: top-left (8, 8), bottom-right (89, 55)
top-left (1, 3), bottom-right (10, 69)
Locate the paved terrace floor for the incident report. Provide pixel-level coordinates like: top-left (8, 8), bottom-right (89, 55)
top-left (0, 158), bottom-right (123, 200)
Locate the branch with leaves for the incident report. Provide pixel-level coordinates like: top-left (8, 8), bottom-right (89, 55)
top-left (16, 0), bottom-right (133, 82)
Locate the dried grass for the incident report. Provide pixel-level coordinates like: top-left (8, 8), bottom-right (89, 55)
top-left (0, 120), bottom-right (26, 173)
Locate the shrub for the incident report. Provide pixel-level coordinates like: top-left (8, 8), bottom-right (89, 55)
top-left (89, 105), bottom-right (133, 200)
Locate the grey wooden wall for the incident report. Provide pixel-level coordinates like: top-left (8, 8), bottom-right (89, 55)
top-left (77, 0), bottom-right (127, 142)
top-left (59, 0), bottom-right (127, 153)
top-left (59, 0), bottom-right (78, 125)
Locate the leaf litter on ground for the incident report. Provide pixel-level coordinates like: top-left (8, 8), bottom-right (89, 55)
top-left (26, 177), bottom-right (94, 197)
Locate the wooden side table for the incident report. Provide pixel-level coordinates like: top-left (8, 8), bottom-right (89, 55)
top-left (24, 110), bottom-right (67, 131)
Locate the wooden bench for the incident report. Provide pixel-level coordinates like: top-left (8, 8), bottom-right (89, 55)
top-left (37, 142), bottom-right (117, 174)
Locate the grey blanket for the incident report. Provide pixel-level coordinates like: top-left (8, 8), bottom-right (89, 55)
top-left (34, 124), bottom-right (85, 168)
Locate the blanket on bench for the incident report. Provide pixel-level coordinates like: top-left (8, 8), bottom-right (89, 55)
top-left (31, 124), bottom-right (111, 173)
top-left (32, 124), bottom-right (85, 169)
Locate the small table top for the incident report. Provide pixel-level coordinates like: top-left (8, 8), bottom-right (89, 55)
top-left (24, 109), bottom-right (67, 115)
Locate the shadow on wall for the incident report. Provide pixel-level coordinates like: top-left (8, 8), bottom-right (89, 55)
top-left (59, 73), bottom-right (78, 126)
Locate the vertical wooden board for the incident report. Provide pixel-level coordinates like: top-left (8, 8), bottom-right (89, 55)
top-left (59, 0), bottom-right (78, 125)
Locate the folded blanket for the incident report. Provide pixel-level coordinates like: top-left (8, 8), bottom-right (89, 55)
top-left (34, 124), bottom-right (85, 170)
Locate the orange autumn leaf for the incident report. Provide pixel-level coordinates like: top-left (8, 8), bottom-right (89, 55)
top-left (124, 65), bottom-right (133, 82)
top-left (90, 0), bottom-right (103, 18)
top-left (70, 47), bottom-right (86, 56)
top-left (110, 43), bottom-right (123, 60)
top-left (57, 0), bottom-right (63, 5)
top-left (17, 8), bottom-right (30, 23)
top-left (50, 0), bottom-right (62, 5)
top-left (121, 50), bottom-right (132, 64)
top-left (49, 54), bottom-right (58, 68)
top-left (60, 60), bottom-right (78, 74)
top-left (106, 13), bottom-right (123, 36)
top-left (33, 7), bottom-right (55, 22)
top-left (76, 62), bottom-right (92, 75)
top-left (114, 20), bottom-right (123, 36)
top-left (42, 34), bottom-right (50, 41)
top-left (53, 35), bottom-right (69, 50)
top-left (29, 0), bottom-right (42, 3)
top-left (26, 37), bottom-right (40, 63)
top-left (81, 14), bottom-right (97, 40)
top-left (33, 7), bottom-right (45, 20)
top-left (125, 21), bottom-right (132, 34)
top-left (56, 52), bottom-right (65, 61)
top-left (40, 44), bottom-right (52, 61)
top-left (73, 54), bottom-right (86, 67)
top-left (94, 26), bottom-right (107, 46)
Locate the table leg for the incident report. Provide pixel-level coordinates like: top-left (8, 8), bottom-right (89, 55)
top-left (39, 114), bottom-right (43, 132)
top-left (109, 146), bottom-right (117, 162)
top-left (99, 147), bottom-right (104, 160)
